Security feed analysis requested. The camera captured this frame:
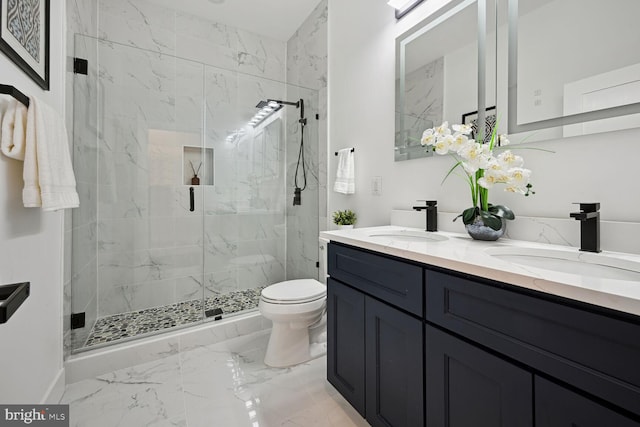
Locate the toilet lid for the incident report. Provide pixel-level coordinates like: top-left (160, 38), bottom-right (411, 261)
top-left (261, 279), bottom-right (326, 303)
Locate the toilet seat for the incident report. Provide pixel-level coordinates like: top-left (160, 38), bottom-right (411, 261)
top-left (261, 279), bottom-right (326, 305)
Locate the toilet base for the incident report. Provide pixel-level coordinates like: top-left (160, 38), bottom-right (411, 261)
top-left (309, 313), bottom-right (327, 343)
top-left (264, 323), bottom-right (311, 368)
top-left (263, 313), bottom-right (328, 368)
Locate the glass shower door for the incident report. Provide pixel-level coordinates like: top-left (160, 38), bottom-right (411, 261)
top-left (201, 67), bottom-right (320, 315)
top-left (200, 68), bottom-right (289, 318)
top-left (71, 36), bottom-right (207, 351)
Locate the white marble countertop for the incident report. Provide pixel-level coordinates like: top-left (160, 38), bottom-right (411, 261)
top-left (320, 226), bottom-right (640, 317)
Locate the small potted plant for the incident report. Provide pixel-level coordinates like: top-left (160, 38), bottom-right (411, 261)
top-left (333, 209), bottom-right (357, 229)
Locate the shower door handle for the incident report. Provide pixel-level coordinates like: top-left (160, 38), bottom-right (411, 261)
top-left (189, 187), bottom-right (195, 212)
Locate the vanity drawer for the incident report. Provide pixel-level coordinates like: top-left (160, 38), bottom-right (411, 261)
top-left (425, 268), bottom-right (640, 417)
top-left (328, 243), bottom-right (423, 316)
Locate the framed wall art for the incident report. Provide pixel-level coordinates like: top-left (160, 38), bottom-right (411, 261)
top-left (0, 0), bottom-right (50, 90)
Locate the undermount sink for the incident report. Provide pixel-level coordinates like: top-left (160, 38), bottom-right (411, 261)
top-left (368, 230), bottom-right (448, 243)
top-left (485, 247), bottom-right (640, 282)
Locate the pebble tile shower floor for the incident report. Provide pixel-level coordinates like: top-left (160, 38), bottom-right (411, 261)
top-left (82, 287), bottom-right (266, 348)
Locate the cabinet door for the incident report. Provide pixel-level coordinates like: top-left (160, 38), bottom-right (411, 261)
top-left (365, 297), bottom-right (423, 427)
top-left (327, 278), bottom-right (366, 416)
top-left (535, 376), bottom-right (640, 427)
top-left (426, 325), bottom-right (533, 427)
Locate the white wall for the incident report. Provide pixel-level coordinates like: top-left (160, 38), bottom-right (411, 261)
top-left (328, 0), bottom-right (466, 227)
top-left (327, 0), bottom-right (640, 243)
top-left (0, 3), bottom-right (67, 403)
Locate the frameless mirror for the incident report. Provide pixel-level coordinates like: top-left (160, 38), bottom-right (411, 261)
top-left (395, 0), bottom-right (497, 161)
top-left (502, 0), bottom-right (640, 142)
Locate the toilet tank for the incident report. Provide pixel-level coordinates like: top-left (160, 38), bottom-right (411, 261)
top-left (318, 237), bottom-right (329, 284)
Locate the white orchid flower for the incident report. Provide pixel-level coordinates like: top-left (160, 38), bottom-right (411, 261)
top-left (477, 176), bottom-right (494, 189)
top-left (498, 134), bottom-right (510, 146)
top-left (452, 124), bottom-right (473, 135)
top-left (450, 132), bottom-right (470, 153)
top-left (487, 161), bottom-right (509, 180)
top-left (435, 121), bottom-right (451, 137)
top-left (421, 128), bottom-right (436, 146)
top-left (505, 185), bottom-right (527, 194)
top-left (478, 161), bottom-right (509, 189)
top-left (458, 141), bottom-right (478, 161)
top-left (460, 142), bottom-right (492, 169)
top-left (497, 150), bottom-right (524, 168)
top-left (434, 134), bottom-right (454, 155)
top-left (507, 167), bottom-right (531, 188)
top-left (503, 168), bottom-right (532, 194)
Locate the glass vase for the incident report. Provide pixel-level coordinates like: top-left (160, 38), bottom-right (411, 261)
top-left (465, 217), bottom-right (506, 241)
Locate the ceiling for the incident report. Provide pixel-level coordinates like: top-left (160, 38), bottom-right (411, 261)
top-left (147, 0), bottom-right (323, 41)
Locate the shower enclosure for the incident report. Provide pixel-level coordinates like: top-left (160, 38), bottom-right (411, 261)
top-left (69, 35), bottom-right (320, 352)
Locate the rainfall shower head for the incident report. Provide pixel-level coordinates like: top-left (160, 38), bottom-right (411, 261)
top-left (249, 100), bottom-right (282, 127)
top-left (266, 99), bottom-right (300, 107)
top-left (250, 99), bottom-right (305, 128)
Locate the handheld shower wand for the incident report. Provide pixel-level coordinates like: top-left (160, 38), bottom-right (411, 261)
top-left (292, 99), bottom-right (306, 206)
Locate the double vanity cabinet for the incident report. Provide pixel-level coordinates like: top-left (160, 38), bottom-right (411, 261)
top-left (326, 241), bottom-right (640, 427)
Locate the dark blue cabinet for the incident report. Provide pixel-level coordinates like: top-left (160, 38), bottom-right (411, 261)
top-left (327, 277), bottom-right (424, 426)
top-left (327, 277), bottom-right (366, 416)
top-left (365, 297), bottom-right (423, 427)
top-left (327, 241), bottom-right (423, 316)
top-left (327, 243), bottom-right (424, 426)
top-left (327, 242), bottom-right (640, 427)
top-left (426, 325), bottom-right (533, 427)
top-left (535, 376), bottom-right (640, 427)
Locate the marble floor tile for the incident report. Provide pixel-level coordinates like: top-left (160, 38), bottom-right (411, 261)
top-left (62, 330), bottom-right (368, 427)
top-left (62, 355), bottom-right (186, 426)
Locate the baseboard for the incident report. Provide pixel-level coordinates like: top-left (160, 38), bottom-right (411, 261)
top-left (41, 368), bottom-right (65, 404)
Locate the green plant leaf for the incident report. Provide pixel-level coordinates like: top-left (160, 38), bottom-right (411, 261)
top-left (479, 210), bottom-right (503, 230)
top-left (494, 146), bottom-right (555, 154)
top-left (332, 209), bottom-right (357, 225)
top-left (488, 204), bottom-right (515, 220)
top-left (461, 207), bottom-right (478, 225)
top-left (441, 159), bottom-right (463, 185)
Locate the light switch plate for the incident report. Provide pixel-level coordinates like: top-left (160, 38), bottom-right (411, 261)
top-left (372, 176), bottom-right (382, 196)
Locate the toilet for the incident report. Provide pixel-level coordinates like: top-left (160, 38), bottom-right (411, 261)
top-left (259, 238), bottom-right (329, 368)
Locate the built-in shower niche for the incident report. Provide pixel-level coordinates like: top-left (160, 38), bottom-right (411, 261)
top-left (183, 146), bottom-right (214, 186)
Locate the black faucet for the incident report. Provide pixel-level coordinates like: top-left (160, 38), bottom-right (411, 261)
top-left (569, 202), bottom-right (601, 253)
top-left (413, 200), bottom-right (438, 232)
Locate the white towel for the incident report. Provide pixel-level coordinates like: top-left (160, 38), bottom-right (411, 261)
top-left (0, 97), bottom-right (28, 160)
top-left (22, 96), bottom-right (79, 211)
top-left (333, 148), bottom-right (355, 194)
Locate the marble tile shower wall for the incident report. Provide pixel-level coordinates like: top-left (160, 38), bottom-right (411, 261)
top-left (66, 0), bottom-right (99, 355)
top-left (284, 90), bottom-right (321, 280)
top-left (98, 0), bottom-right (286, 82)
top-left (286, 0), bottom-right (328, 280)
